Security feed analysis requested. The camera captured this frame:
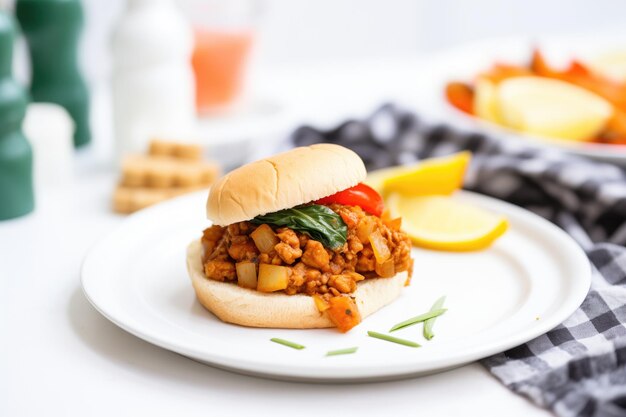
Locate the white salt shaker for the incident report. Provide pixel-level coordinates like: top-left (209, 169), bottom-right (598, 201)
top-left (22, 103), bottom-right (74, 189)
top-left (111, 0), bottom-right (196, 158)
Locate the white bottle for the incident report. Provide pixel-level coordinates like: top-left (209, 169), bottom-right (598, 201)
top-left (23, 103), bottom-right (74, 189)
top-left (111, 0), bottom-right (195, 158)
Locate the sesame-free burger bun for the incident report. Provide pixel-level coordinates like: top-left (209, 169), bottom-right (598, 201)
top-left (206, 144), bottom-right (366, 226)
top-left (187, 239), bottom-right (408, 329)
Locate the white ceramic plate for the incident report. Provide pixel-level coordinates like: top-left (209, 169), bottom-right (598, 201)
top-left (408, 35), bottom-right (626, 165)
top-left (81, 190), bottom-right (590, 382)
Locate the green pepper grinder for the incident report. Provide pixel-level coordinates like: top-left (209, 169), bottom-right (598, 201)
top-left (16, 0), bottom-right (90, 148)
top-left (0, 12), bottom-right (34, 220)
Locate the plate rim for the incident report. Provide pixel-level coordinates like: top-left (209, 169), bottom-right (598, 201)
top-left (81, 190), bottom-right (591, 382)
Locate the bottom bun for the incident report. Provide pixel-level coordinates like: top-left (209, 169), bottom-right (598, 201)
top-left (186, 239), bottom-right (408, 329)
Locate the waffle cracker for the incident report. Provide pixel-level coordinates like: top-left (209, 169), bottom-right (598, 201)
top-left (121, 155), bottom-right (219, 189)
top-left (149, 140), bottom-right (203, 160)
top-left (113, 184), bottom-right (209, 214)
top-left (113, 139), bottom-right (221, 214)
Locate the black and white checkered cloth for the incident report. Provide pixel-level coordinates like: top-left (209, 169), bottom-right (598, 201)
top-left (291, 104), bottom-right (626, 417)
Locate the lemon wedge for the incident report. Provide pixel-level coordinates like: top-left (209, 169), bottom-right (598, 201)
top-left (365, 165), bottom-right (412, 194)
top-left (497, 76), bottom-right (613, 141)
top-left (388, 194), bottom-right (508, 251)
top-left (380, 152), bottom-right (470, 197)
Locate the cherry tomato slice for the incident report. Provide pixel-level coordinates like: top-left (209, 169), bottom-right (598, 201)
top-left (314, 183), bottom-right (384, 217)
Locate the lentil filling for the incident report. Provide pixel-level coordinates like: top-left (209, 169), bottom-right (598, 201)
top-left (201, 203), bottom-right (413, 298)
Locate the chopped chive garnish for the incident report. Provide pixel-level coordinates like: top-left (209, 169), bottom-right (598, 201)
top-left (367, 331), bottom-right (421, 348)
top-left (424, 296), bottom-right (446, 340)
top-left (389, 308), bottom-right (447, 332)
top-left (326, 347), bottom-right (359, 356)
top-left (270, 338), bottom-right (305, 350)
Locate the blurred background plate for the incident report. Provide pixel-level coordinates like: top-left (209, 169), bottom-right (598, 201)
top-left (408, 35), bottom-right (626, 164)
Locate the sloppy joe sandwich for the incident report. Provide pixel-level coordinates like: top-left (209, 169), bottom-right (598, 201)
top-left (186, 144), bottom-right (414, 332)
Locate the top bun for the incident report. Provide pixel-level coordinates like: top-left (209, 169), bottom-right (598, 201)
top-left (206, 144), bottom-right (366, 225)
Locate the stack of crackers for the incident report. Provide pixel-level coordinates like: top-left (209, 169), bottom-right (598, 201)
top-left (113, 140), bottom-right (221, 214)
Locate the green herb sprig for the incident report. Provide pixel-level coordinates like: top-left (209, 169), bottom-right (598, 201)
top-left (424, 296), bottom-right (446, 340)
top-left (251, 205), bottom-right (347, 249)
top-left (389, 308), bottom-right (447, 332)
top-left (270, 338), bottom-right (305, 350)
top-left (326, 347), bottom-right (359, 356)
top-left (367, 331), bottom-right (421, 348)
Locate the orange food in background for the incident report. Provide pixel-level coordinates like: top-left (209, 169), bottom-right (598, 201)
top-left (192, 29), bottom-right (253, 112)
top-left (532, 50), bottom-right (626, 110)
top-left (480, 62), bottom-right (533, 83)
top-left (445, 48), bottom-right (626, 144)
top-left (445, 82), bottom-right (474, 115)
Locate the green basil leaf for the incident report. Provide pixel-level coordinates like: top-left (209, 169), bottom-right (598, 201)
top-left (251, 205), bottom-right (347, 250)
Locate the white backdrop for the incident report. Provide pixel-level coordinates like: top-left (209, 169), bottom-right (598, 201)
top-left (77, 0), bottom-right (626, 84)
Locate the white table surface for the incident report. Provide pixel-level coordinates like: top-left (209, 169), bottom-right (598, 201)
top-left (1, 61), bottom-right (553, 417)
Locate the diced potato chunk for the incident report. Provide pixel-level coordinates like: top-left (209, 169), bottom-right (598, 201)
top-left (236, 262), bottom-right (257, 289)
top-left (375, 258), bottom-right (395, 278)
top-left (250, 224), bottom-right (279, 253)
top-left (312, 294), bottom-right (330, 312)
top-left (257, 264), bottom-right (289, 292)
top-left (356, 217), bottom-right (376, 243)
top-left (369, 229), bottom-right (391, 264)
